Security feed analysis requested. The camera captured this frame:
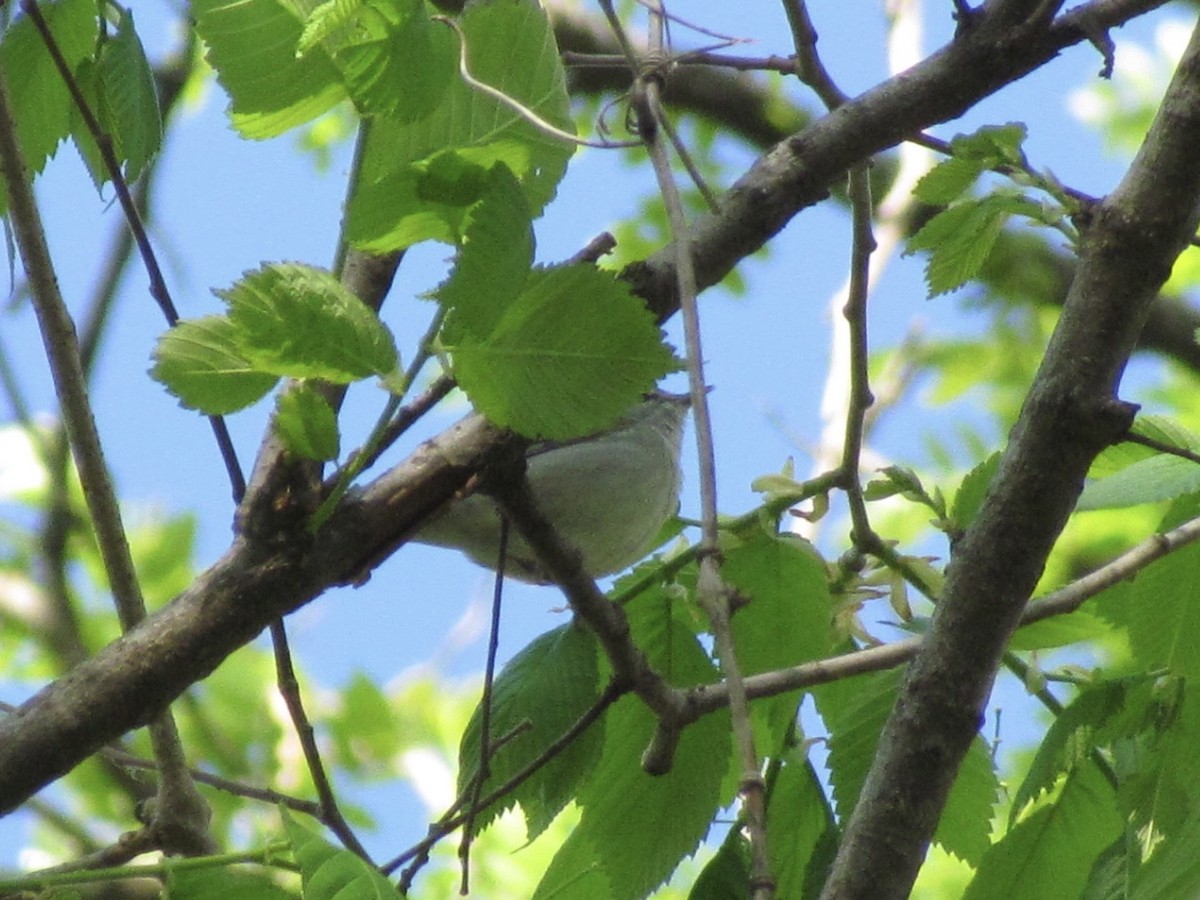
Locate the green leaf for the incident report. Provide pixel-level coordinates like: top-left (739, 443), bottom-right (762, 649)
top-left (963, 761), bottom-right (1121, 900)
top-left (437, 163), bottom-right (535, 342)
top-left (1082, 838), bottom-right (1128, 900)
top-left (1132, 416), bottom-right (1200, 453)
top-left (348, 0), bottom-right (573, 250)
top-left (865, 465), bottom-right (945, 517)
top-left (815, 669), bottom-right (995, 864)
top-left (689, 826), bottom-right (750, 900)
top-left (1078, 454), bottom-right (1200, 511)
top-left (1009, 611), bottom-right (1110, 651)
top-left (150, 316), bottom-right (279, 414)
top-left (95, 8), bottom-right (162, 181)
top-left (1009, 682), bottom-right (1127, 825)
top-left (534, 588), bottom-right (730, 900)
top-left (457, 623), bottom-right (603, 840)
top-left (949, 123), bottom-right (1028, 166)
top-left (951, 452), bottom-right (1001, 532)
top-left (1096, 516), bottom-right (1200, 678)
top-left (1117, 679), bottom-right (1200, 847)
top-left (907, 193), bottom-right (1041, 296)
top-left (327, 673), bottom-right (399, 776)
top-left (1131, 804), bottom-right (1200, 900)
top-left (766, 757), bottom-right (838, 898)
top-left (939, 739), bottom-right (999, 865)
top-left (815, 669), bottom-right (902, 822)
top-left (1089, 416), bottom-right (1200, 479)
top-left (220, 263), bottom-right (399, 382)
top-left (0, 0), bottom-right (98, 187)
top-left (193, 0), bottom-right (345, 139)
top-left (350, 142), bottom-right (536, 251)
top-left (914, 156), bottom-right (988, 205)
top-left (416, 149), bottom-right (491, 206)
top-left (274, 385), bottom-right (340, 461)
top-left (301, 0), bottom-right (455, 121)
top-left (448, 264), bottom-right (678, 440)
top-left (296, 0), bottom-right (367, 54)
top-left (281, 808), bottom-right (401, 899)
top-left (723, 534), bottom-right (833, 753)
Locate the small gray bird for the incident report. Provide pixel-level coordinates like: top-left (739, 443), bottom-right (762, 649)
top-left (412, 392), bottom-right (689, 583)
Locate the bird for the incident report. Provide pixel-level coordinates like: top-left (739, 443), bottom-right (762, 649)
top-left (411, 392), bottom-right (689, 583)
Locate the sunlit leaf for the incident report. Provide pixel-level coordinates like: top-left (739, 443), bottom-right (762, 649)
top-left (282, 809), bottom-right (401, 899)
top-left (457, 623), bottom-right (603, 840)
top-left (150, 316), bottom-right (278, 414)
top-left (533, 587), bottom-right (729, 900)
top-left (348, 0), bottom-right (573, 250)
top-left (963, 761), bottom-right (1121, 900)
top-left (907, 193), bottom-right (1042, 296)
top-left (220, 263), bottom-right (399, 382)
top-left (448, 264), bottom-right (678, 440)
top-left (0, 0), bottom-right (98, 189)
top-left (274, 384), bottom-right (340, 461)
top-left (193, 0), bottom-right (345, 138)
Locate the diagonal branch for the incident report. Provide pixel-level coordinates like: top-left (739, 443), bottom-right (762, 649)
top-left (623, 0), bottom-right (1170, 322)
top-left (821, 17), bottom-right (1200, 899)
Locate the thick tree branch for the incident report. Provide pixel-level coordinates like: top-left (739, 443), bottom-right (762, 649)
top-left (625, 0), bottom-right (1168, 321)
top-left (557, 2), bottom-right (1200, 376)
top-left (564, 1), bottom-right (1200, 379)
top-left (821, 19), bottom-right (1200, 899)
top-left (0, 413), bottom-right (508, 811)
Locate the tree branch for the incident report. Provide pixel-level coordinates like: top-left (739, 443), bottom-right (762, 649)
top-left (0, 412), bottom-right (506, 811)
top-left (820, 18), bottom-right (1200, 898)
top-left (0, 56), bottom-right (213, 854)
top-left (622, 0), bottom-right (1170, 321)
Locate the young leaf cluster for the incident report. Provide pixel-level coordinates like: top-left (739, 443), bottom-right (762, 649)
top-left (150, 262), bottom-right (398, 460)
top-left (170, 0), bottom-right (678, 444)
top-left (906, 124), bottom-right (1078, 297)
top-left (0, 0), bottom-right (162, 204)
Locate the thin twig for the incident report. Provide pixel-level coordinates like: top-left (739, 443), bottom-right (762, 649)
top-left (834, 153), bottom-right (877, 548)
top-left (608, 0), bottom-right (770, 892)
top-left (787, 1), bottom-right (849, 108)
top-left (314, 315), bottom-right (451, 528)
top-left (21, 0), bottom-right (245, 501)
top-left (655, 111), bottom-right (720, 211)
top-left (19, 828), bottom-right (160, 876)
top-left (99, 748), bottom-right (323, 816)
top-left (390, 682), bottom-right (623, 885)
top-left (458, 520), bottom-right (510, 893)
top-left (269, 620), bottom-right (372, 861)
top-left (321, 375), bottom-right (456, 497)
top-left (562, 49), bottom-right (797, 73)
top-left (0, 842), bottom-right (296, 894)
top-left (680, 509), bottom-right (1200, 717)
top-left (261, 122), bottom-right (398, 863)
top-left (9, 55), bottom-right (194, 807)
top-left (433, 15), bottom-right (640, 149)
top-left (0, 58), bottom-right (214, 856)
top-left (1123, 430), bottom-right (1200, 466)
top-left (629, 0), bottom-right (745, 41)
